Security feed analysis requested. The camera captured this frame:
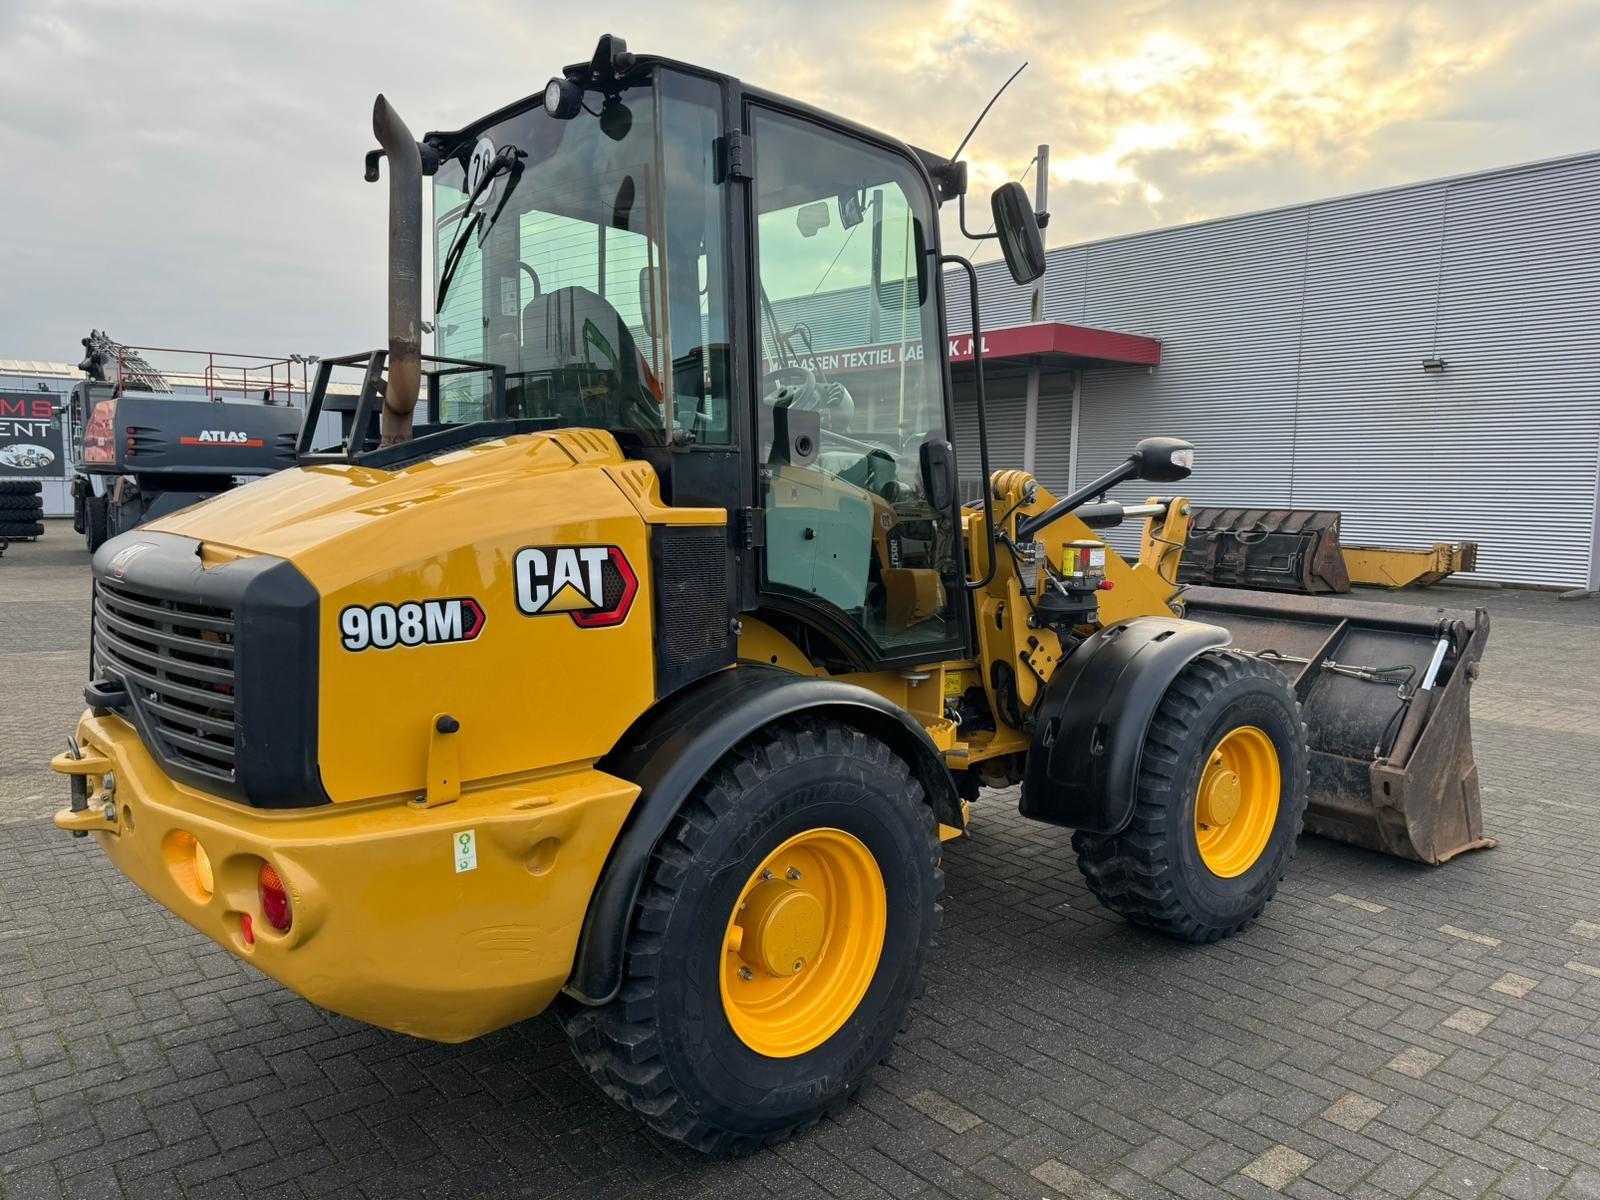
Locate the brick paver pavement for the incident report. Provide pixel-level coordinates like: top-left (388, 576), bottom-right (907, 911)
top-left (5, 521), bottom-right (1600, 1198)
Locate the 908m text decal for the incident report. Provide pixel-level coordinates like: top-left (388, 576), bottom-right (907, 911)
top-left (339, 598), bottom-right (486, 651)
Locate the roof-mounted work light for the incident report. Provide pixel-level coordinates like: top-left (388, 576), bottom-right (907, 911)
top-left (544, 77), bottom-right (583, 119)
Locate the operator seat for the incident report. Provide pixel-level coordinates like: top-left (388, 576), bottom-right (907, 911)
top-left (520, 286), bottom-right (659, 428)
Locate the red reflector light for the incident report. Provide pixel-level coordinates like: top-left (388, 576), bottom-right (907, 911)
top-left (241, 914), bottom-right (255, 946)
top-left (258, 862), bottom-right (292, 933)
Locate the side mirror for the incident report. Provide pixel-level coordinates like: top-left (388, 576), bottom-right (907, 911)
top-left (919, 440), bottom-right (957, 511)
top-left (1131, 436), bottom-right (1195, 483)
top-left (611, 175), bottom-right (636, 230)
top-left (838, 189), bottom-right (865, 229)
top-left (911, 218), bottom-right (930, 307)
top-left (991, 181), bottom-right (1046, 285)
top-left (637, 267), bottom-right (655, 338)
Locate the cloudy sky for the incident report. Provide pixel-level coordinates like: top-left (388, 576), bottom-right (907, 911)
top-left (2, 0), bottom-right (1596, 362)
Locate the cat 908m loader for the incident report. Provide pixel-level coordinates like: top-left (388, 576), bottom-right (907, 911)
top-left (52, 36), bottom-right (1491, 1153)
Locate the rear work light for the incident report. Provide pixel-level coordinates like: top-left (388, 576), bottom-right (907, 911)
top-left (193, 840), bottom-right (215, 896)
top-left (165, 830), bottom-right (214, 902)
top-left (258, 862), bottom-right (292, 933)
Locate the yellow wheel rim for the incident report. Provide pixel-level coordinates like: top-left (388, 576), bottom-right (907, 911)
top-left (719, 828), bottom-right (886, 1058)
top-left (1194, 726), bottom-right (1280, 878)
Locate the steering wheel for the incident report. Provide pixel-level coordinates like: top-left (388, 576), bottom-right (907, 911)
top-left (761, 364), bottom-right (854, 430)
top-left (762, 365), bottom-right (811, 395)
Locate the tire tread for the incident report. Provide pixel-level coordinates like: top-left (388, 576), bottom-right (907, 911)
top-left (1073, 651), bottom-right (1309, 942)
top-left (559, 717), bottom-right (943, 1155)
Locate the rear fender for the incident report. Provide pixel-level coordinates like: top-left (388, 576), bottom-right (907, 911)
top-left (1021, 617), bottom-right (1230, 833)
top-left (566, 665), bottom-right (961, 1006)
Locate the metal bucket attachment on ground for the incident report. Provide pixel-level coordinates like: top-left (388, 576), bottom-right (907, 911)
top-left (1179, 508), bottom-right (1351, 594)
top-left (1343, 541), bottom-right (1479, 589)
top-left (1181, 586), bottom-right (1494, 864)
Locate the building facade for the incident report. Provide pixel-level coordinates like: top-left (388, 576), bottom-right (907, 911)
top-left (946, 150), bottom-right (1600, 589)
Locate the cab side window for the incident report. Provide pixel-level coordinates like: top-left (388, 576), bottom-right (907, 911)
top-left (751, 108), bottom-right (961, 655)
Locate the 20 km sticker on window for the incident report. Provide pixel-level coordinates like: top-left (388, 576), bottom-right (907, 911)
top-left (339, 597), bottom-right (486, 651)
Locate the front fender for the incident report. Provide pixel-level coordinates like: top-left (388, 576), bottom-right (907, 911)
top-left (1021, 617), bottom-right (1230, 833)
top-left (566, 665), bottom-right (961, 1006)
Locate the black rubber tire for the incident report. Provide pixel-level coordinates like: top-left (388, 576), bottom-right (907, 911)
top-left (85, 496), bottom-right (109, 552)
top-left (0, 480), bottom-right (41, 496)
top-left (1072, 651), bottom-right (1310, 942)
top-left (0, 521), bottom-right (44, 538)
top-left (0, 495), bottom-right (42, 513)
top-left (561, 717), bottom-right (942, 1155)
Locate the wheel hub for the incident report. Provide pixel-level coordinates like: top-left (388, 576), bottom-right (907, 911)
top-left (719, 827), bottom-right (888, 1058)
top-left (736, 879), bottom-right (825, 977)
top-left (1194, 726), bottom-right (1282, 878)
top-left (1197, 755), bottom-right (1243, 828)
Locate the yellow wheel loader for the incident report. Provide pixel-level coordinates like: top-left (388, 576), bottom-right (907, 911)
top-left (52, 36), bottom-right (1491, 1154)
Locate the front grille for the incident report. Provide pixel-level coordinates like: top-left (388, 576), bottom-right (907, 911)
top-left (94, 580), bottom-right (238, 780)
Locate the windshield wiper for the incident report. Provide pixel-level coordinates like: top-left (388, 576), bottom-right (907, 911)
top-left (436, 146), bottom-right (525, 313)
top-left (759, 287), bottom-right (800, 368)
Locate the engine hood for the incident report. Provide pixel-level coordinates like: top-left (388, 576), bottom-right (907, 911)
top-left (148, 429), bottom-right (640, 592)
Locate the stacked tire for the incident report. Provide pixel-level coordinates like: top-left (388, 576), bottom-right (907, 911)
top-left (0, 481), bottom-right (46, 540)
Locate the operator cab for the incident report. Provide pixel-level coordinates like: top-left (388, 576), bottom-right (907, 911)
top-left (340, 35), bottom-right (1047, 673)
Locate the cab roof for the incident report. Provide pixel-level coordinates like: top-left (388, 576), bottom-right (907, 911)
top-left (419, 37), bottom-right (957, 202)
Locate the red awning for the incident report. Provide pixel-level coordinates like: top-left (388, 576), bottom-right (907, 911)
top-left (947, 322), bottom-right (1161, 370)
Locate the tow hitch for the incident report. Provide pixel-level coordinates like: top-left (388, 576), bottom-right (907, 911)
top-left (52, 738), bottom-right (120, 837)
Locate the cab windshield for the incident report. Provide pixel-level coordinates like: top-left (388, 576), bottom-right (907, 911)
top-left (432, 70), bottom-right (730, 445)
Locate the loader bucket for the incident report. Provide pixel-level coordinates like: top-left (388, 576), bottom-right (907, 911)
top-left (1180, 586), bottom-right (1494, 864)
top-left (1178, 507), bottom-right (1351, 594)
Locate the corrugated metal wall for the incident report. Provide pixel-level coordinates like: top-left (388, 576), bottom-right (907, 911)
top-left (768, 281), bottom-right (921, 358)
top-left (946, 151), bottom-right (1600, 587)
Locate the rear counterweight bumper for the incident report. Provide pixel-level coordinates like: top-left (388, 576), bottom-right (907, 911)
top-left (52, 711), bottom-right (639, 1042)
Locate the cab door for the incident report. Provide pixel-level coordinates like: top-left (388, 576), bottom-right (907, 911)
top-left (748, 105), bottom-right (967, 665)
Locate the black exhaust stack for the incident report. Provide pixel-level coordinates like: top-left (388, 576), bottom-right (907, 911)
top-left (370, 94), bottom-right (423, 446)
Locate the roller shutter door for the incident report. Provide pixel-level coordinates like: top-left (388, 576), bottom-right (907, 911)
top-left (950, 374), bottom-right (1028, 503)
top-left (1030, 373), bottom-right (1076, 497)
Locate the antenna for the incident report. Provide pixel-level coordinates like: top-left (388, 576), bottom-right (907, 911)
top-left (948, 61), bottom-right (1028, 164)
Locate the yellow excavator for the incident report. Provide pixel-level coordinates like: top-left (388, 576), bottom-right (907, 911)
top-left (52, 36), bottom-right (1491, 1154)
